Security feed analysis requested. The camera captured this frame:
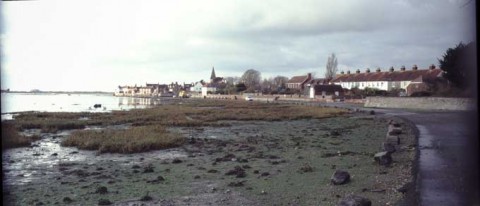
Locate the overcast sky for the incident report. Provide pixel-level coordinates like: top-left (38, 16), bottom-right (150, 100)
top-left (1, 0), bottom-right (476, 92)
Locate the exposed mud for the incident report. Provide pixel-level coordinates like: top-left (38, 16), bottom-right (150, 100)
top-left (2, 113), bottom-right (416, 206)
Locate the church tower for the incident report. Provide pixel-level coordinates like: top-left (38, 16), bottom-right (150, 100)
top-left (210, 67), bottom-right (216, 81)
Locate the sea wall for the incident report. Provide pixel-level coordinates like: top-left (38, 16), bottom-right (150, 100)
top-left (364, 97), bottom-right (476, 111)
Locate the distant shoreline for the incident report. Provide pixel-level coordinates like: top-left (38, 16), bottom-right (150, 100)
top-left (1, 91), bottom-right (114, 95)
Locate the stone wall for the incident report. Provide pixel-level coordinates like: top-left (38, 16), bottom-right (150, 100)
top-left (364, 97), bottom-right (476, 111)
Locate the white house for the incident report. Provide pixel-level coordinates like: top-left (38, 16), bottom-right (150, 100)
top-left (332, 65), bottom-right (443, 91)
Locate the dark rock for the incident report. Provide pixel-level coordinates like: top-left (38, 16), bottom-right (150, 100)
top-left (95, 186), bottom-right (108, 194)
top-left (388, 130), bottom-right (402, 136)
top-left (132, 165), bottom-right (141, 169)
top-left (140, 194), bottom-right (153, 201)
top-left (260, 172), bottom-right (270, 177)
top-left (382, 142), bottom-right (396, 154)
top-left (172, 158), bottom-right (183, 164)
top-left (187, 163), bottom-right (194, 166)
top-left (374, 152), bottom-right (392, 166)
top-left (228, 181), bottom-right (246, 187)
top-left (143, 164), bottom-right (154, 173)
top-left (194, 175), bottom-right (201, 179)
top-left (63, 197), bottom-right (73, 203)
top-left (98, 199), bottom-right (112, 205)
top-left (51, 153), bottom-right (58, 156)
top-left (156, 175), bottom-right (165, 181)
top-left (207, 169), bottom-right (218, 173)
top-left (397, 182), bottom-right (413, 194)
top-left (253, 170), bottom-right (259, 174)
top-left (242, 165), bottom-right (251, 169)
top-left (337, 195), bottom-right (372, 206)
top-left (96, 167), bottom-right (104, 171)
top-left (369, 110), bottom-right (375, 115)
top-left (299, 163), bottom-right (314, 173)
top-left (330, 130), bottom-right (340, 136)
top-left (225, 166), bottom-right (246, 178)
top-left (386, 135), bottom-right (400, 145)
top-left (331, 170), bottom-right (351, 185)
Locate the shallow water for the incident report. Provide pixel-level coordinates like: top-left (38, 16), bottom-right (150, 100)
top-left (1, 93), bottom-right (171, 120)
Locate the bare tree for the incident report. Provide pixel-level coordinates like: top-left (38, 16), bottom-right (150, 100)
top-left (224, 76), bottom-right (240, 85)
top-left (240, 69), bottom-right (261, 90)
top-left (325, 53), bottom-right (338, 81)
top-left (272, 76), bottom-right (288, 91)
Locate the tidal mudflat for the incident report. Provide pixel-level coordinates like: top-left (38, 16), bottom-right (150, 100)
top-left (2, 100), bottom-right (416, 205)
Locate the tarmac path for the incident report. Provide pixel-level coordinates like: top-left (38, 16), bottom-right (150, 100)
top-left (294, 101), bottom-right (479, 205)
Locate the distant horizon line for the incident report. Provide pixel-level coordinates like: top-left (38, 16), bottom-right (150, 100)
top-left (1, 90), bottom-right (114, 94)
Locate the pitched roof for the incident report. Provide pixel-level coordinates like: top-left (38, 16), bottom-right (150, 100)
top-left (313, 84), bottom-right (343, 92)
top-left (332, 69), bottom-right (442, 83)
top-left (287, 75), bottom-right (308, 83)
top-left (310, 78), bottom-right (328, 84)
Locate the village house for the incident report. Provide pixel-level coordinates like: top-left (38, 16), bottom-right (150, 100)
top-left (309, 84), bottom-right (344, 99)
top-left (286, 73), bottom-right (313, 91)
top-left (331, 64), bottom-right (443, 95)
top-left (115, 83), bottom-right (170, 97)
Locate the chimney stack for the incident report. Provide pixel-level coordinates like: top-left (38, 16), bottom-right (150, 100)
top-left (389, 67), bottom-right (394, 72)
top-left (376, 67), bottom-right (381, 73)
top-left (400, 65), bottom-right (406, 71)
top-left (356, 69), bottom-right (360, 74)
top-left (429, 64), bottom-right (436, 70)
top-left (347, 70), bottom-right (351, 74)
top-left (412, 65), bottom-right (418, 70)
top-left (307, 73), bottom-right (312, 79)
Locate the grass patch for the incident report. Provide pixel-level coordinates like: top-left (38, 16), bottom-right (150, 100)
top-left (2, 122), bottom-right (40, 149)
top-left (11, 99), bottom-right (347, 152)
top-left (61, 125), bottom-right (185, 153)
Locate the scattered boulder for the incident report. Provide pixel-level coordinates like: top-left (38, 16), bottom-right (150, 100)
top-left (228, 181), bottom-right (246, 187)
top-left (172, 158), bottom-right (183, 164)
top-left (225, 166), bottom-right (246, 178)
top-left (337, 195), bottom-right (372, 206)
top-left (397, 182), bottom-right (413, 194)
top-left (95, 186), bottom-right (108, 194)
top-left (140, 194), bottom-right (153, 201)
top-left (331, 170), bottom-right (351, 185)
top-left (330, 130), bottom-right (341, 136)
top-left (63, 197), bottom-right (73, 203)
top-left (143, 164), bottom-right (154, 173)
top-left (388, 125), bottom-right (402, 135)
top-left (382, 142), bottom-right (396, 154)
top-left (386, 135), bottom-right (400, 145)
top-left (374, 152), bottom-right (392, 166)
top-left (299, 163), bottom-right (314, 173)
top-left (369, 110), bottom-right (375, 115)
top-left (98, 199), bottom-right (112, 205)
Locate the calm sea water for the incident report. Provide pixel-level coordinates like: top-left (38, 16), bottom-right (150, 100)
top-left (1, 93), bottom-right (163, 120)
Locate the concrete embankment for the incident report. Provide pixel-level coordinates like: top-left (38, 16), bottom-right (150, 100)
top-left (364, 97), bottom-right (476, 111)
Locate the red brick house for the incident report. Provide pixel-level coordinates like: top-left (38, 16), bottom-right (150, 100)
top-left (286, 73), bottom-right (312, 91)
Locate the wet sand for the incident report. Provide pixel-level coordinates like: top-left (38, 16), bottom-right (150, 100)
top-left (2, 113), bottom-right (416, 205)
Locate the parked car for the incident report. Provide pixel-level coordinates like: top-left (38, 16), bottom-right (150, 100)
top-left (245, 96), bottom-right (253, 101)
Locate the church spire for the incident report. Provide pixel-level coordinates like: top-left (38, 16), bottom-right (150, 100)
top-left (210, 67), bottom-right (216, 80)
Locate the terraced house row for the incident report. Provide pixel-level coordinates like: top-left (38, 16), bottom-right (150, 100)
top-left (331, 64), bottom-right (444, 95)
